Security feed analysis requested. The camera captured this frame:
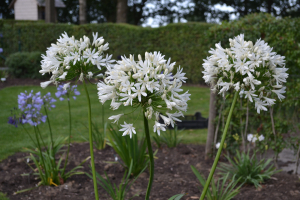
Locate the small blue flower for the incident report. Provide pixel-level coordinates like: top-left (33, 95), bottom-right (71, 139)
top-left (43, 92), bottom-right (56, 110)
top-left (55, 84), bottom-right (80, 101)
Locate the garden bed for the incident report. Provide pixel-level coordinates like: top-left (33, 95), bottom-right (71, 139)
top-left (0, 143), bottom-right (300, 200)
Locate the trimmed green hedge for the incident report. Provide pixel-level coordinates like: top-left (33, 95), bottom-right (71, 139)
top-left (1, 14), bottom-right (300, 82)
top-left (0, 21), bottom-right (213, 83)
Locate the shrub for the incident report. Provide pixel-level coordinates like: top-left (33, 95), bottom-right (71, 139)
top-left (191, 166), bottom-right (243, 200)
top-left (161, 126), bottom-right (183, 148)
top-left (107, 125), bottom-right (155, 176)
top-left (218, 150), bottom-right (280, 188)
top-left (5, 51), bottom-right (49, 79)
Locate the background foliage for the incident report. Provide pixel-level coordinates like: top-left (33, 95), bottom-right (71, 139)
top-left (1, 13), bottom-right (300, 84)
top-left (0, 20), bottom-right (212, 83)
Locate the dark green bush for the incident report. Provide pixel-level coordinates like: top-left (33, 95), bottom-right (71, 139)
top-left (5, 51), bottom-right (49, 79)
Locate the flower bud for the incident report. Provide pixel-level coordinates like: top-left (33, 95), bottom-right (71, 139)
top-left (164, 69), bottom-right (169, 75)
top-left (99, 39), bottom-right (104, 45)
top-left (248, 41), bottom-right (253, 48)
top-left (148, 99), bottom-right (152, 105)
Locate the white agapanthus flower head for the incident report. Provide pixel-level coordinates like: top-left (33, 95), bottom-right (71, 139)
top-left (202, 34), bottom-right (288, 114)
top-left (40, 32), bottom-right (115, 88)
top-left (98, 52), bottom-right (190, 137)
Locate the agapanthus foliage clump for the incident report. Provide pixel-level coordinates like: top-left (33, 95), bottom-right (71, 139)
top-left (202, 34), bottom-right (288, 113)
top-left (40, 32), bottom-right (114, 88)
top-left (55, 84), bottom-right (80, 101)
top-left (97, 52), bottom-right (190, 137)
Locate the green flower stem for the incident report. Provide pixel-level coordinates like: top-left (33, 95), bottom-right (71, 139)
top-left (34, 126), bottom-right (47, 183)
top-left (36, 126), bottom-right (48, 154)
top-left (62, 94), bottom-right (72, 176)
top-left (102, 104), bottom-right (104, 127)
top-left (83, 80), bottom-right (99, 200)
top-left (199, 91), bottom-right (239, 200)
top-left (42, 106), bottom-right (57, 175)
top-left (43, 105), bottom-right (54, 151)
top-left (143, 108), bottom-right (154, 200)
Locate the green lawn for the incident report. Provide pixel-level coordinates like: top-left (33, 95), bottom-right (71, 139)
top-left (0, 83), bottom-right (210, 161)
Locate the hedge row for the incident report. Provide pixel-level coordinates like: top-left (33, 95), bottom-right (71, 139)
top-left (0, 21), bottom-right (213, 83)
top-left (1, 13), bottom-right (300, 82)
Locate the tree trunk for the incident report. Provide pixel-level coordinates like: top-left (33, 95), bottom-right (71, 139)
top-left (205, 88), bottom-right (217, 160)
top-left (45, 0), bottom-right (55, 23)
top-left (116, 0), bottom-right (127, 23)
top-left (79, 0), bottom-right (87, 24)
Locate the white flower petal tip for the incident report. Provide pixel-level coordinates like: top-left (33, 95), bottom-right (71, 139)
top-left (40, 81), bottom-right (53, 89)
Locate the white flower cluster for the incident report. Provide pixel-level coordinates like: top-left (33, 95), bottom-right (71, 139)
top-left (247, 134), bottom-right (264, 143)
top-left (202, 34), bottom-right (288, 113)
top-left (97, 52), bottom-right (190, 138)
top-left (40, 32), bottom-right (114, 88)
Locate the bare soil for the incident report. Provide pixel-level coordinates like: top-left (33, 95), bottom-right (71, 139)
top-left (0, 143), bottom-right (300, 200)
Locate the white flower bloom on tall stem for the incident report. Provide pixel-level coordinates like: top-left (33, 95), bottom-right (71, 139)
top-left (98, 52), bottom-right (190, 200)
top-left (200, 34), bottom-right (288, 200)
top-left (39, 32), bottom-right (115, 87)
top-left (39, 32), bottom-right (116, 200)
top-left (202, 34), bottom-right (288, 114)
top-left (97, 51), bottom-right (190, 137)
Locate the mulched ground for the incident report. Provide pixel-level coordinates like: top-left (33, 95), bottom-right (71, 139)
top-left (0, 143), bottom-right (300, 200)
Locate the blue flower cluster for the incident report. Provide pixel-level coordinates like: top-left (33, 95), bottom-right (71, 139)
top-left (55, 84), bottom-right (80, 101)
top-left (17, 90), bottom-right (47, 126)
top-left (8, 85), bottom-right (80, 127)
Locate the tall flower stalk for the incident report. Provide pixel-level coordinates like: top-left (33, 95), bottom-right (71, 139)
top-left (97, 52), bottom-right (190, 199)
top-left (200, 91), bottom-right (238, 200)
top-left (55, 84), bottom-right (81, 175)
top-left (39, 32), bottom-right (114, 200)
top-left (143, 108), bottom-right (154, 199)
top-left (200, 34), bottom-right (288, 200)
top-left (83, 79), bottom-right (99, 199)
